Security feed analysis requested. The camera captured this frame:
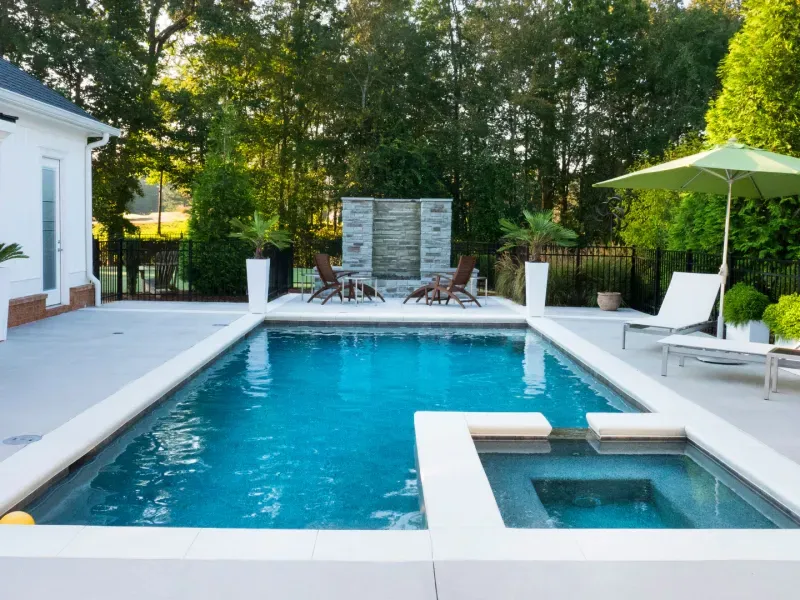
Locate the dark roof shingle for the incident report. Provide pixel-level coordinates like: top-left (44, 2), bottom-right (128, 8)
top-left (0, 58), bottom-right (105, 125)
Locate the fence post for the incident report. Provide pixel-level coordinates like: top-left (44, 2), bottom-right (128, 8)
top-left (92, 238), bottom-right (100, 279)
top-left (630, 247), bottom-right (636, 308)
top-left (116, 238), bottom-right (123, 301)
top-left (654, 248), bottom-right (662, 314)
top-left (686, 249), bottom-right (693, 273)
top-left (187, 240), bottom-right (193, 301)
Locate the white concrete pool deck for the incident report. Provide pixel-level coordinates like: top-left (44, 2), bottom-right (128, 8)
top-left (551, 316), bottom-right (800, 463)
top-left (4, 295), bottom-right (800, 598)
top-left (0, 301), bottom-right (249, 462)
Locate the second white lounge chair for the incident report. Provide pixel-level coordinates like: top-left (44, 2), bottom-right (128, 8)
top-left (622, 272), bottom-right (720, 349)
top-left (658, 335), bottom-right (800, 399)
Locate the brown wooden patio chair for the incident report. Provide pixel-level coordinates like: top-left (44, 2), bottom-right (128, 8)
top-left (403, 256), bottom-right (480, 308)
top-left (307, 254), bottom-right (386, 304)
top-left (307, 254), bottom-right (356, 304)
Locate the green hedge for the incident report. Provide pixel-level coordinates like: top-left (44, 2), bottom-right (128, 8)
top-left (763, 293), bottom-right (800, 340)
top-left (722, 283), bottom-right (770, 326)
top-left (179, 239), bottom-right (251, 296)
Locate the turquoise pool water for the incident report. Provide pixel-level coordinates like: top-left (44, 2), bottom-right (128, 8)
top-left (479, 440), bottom-right (797, 529)
top-left (29, 326), bottom-right (631, 529)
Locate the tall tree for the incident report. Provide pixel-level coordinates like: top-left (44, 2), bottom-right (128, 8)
top-left (706, 0), bottom-right (800, 153)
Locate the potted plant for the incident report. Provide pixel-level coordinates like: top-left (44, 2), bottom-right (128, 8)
top-left (597, 291), bottom-right (622, 311)
top-left (723, 283), bottom-right (770, 342)
top-left (0, 243), bottom-right (28, 342)
top-left (763, 293), bottom-right (800, 347)
top-left (230, 211), bottom-right (291, 314)
top-left (499, 209), bottom-right (578, 317)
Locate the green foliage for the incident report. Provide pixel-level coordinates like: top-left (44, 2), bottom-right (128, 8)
top-left (189, 159), bottom-right (254, 242)
top-left (499, 210), bottom-right (578, 261)
top-left (181, 240), bottom-right (251, 296)
top-left (123, 239), bottom-right (141, 295)
top-left (230, 212), bottom-right (292, 259)
top-left (0, 243), bottom-right (28, 264)
top-left (723, 283), bottom-right (770, 326)
top-left (618, 134), bottom-right (706, 249)
top-left (185, 110), bottom-right (256, 293)
top-left (706, 0), bottom-right (800, 154)
top-left (763, 294), bottom-right (800, 341)
top-left (4, 1), bottom-right (740, 243)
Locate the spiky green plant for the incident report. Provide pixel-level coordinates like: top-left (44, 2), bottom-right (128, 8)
top-left (495, 253), bottom-right (527, 305)
top-left (229, 211), bottom-right (291, 259)
top-left (0, 243), bottom-right (28, 264)
top-left (498, 209), bottom-right (578, 262)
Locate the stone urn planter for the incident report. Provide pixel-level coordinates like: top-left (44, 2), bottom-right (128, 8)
top-left (597, 292), bottom-right (622, 311)
top-left (246, 258), bottom-right (270, 314)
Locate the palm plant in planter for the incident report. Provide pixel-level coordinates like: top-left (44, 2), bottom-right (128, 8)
top-left (499, 210), bottom-right (578, 316)
top-left (230, 212), bottom-right (291, 313)
top-left (722, 283), bottom-right (770, 342)
top-left (0, 243), bottom-right (28, 342)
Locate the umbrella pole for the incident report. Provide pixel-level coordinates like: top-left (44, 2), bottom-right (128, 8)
top-left (717, 178), bottom-right (734, 338)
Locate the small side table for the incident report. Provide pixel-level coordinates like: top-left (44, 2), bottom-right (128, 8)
top-left (348, 276), bottom-right (379, 304)
top-left (473, 276), bottom-right (490, 305)
top-left (764, 347), bottom-right (800, 400)
top-left (299, 272), bottom-right (316, 301)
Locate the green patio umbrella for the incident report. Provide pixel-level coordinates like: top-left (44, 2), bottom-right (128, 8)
top-left (594, 140), bottom-right (800, 338)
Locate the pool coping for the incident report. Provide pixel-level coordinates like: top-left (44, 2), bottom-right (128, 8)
top-left (2, 297), bottom-right (800, 599)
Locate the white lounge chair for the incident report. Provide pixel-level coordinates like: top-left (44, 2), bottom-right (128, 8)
top-left (658, 335), bottom-right (800, 399)
top-left (622, 272), bottom-right (720, 349)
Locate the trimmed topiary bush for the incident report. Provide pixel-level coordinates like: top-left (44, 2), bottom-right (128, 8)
top-left (722, 283), bottom-right (770, 326)
top-left (763, 293), bottom-right (800, 341)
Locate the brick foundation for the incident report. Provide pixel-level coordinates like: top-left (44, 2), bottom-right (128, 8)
top-left (7, 283), bottom-right (95, 328)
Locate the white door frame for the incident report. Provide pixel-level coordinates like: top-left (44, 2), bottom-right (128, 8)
top-left (41, 157), bottom-right (62, 306)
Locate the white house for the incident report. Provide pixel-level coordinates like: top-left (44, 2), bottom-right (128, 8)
top-left (0, 58), bottom-right (119, 338)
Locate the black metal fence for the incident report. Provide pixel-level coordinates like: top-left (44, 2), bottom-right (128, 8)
top-left (537, 247), bottom-right (800, 314)
top-left (94, 237), bottom-right (292, 303)
top-left (94, 234), bottom-right (800, 314)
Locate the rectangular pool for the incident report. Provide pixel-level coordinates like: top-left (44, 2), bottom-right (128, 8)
top-left (479, 439), bottom-right (798, 529)
top-left (28, 326), bottom-right (633, 529)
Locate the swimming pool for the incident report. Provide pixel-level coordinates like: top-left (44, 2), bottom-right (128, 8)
top-left (28, 326), bottom-right (632, 529)
top-left (479, 439), bottom-right (798, 529)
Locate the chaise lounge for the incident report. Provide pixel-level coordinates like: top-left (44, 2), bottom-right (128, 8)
top-left (403, 256), bottom-right (481, 309)
top-left (622, 272), bottom-right (720, 349)
top-left (307, 254), bottom-right (385, 304)
top-left (306, 254), bottom-right (356, 304)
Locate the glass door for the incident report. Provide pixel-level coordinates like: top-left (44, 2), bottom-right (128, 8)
top-left (42, 158), bottom-right (61, 306)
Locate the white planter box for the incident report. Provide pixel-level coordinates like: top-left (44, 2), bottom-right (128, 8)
top-left (525, 261), bottom-right (549, 318)
top-left (775, 337), bottom-right (800, 349)
top-left (726, 320), bottom-right (770, 343)
top-left (246, 258), bottom-right (270, 314)
top-left (0, 267), bottom-right (9, 342)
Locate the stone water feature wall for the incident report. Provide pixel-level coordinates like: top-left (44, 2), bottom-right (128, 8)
top-left (342, 197), bottom-right (453, 296)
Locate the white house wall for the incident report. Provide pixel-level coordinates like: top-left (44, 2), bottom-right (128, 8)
top-left (0, 104), bottom-right (89, 302)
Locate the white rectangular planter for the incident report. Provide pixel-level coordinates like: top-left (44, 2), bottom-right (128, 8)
top-left (775, 337), bottom-right (800, 349)
top-left (726, 320), bottom-right (770, 343)
top-left (525, 261), bottom-right (549, 318)
top-left (246, 258), bottom-right (270, 314)
top-left (0, 267), bottom-right (9, 342)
